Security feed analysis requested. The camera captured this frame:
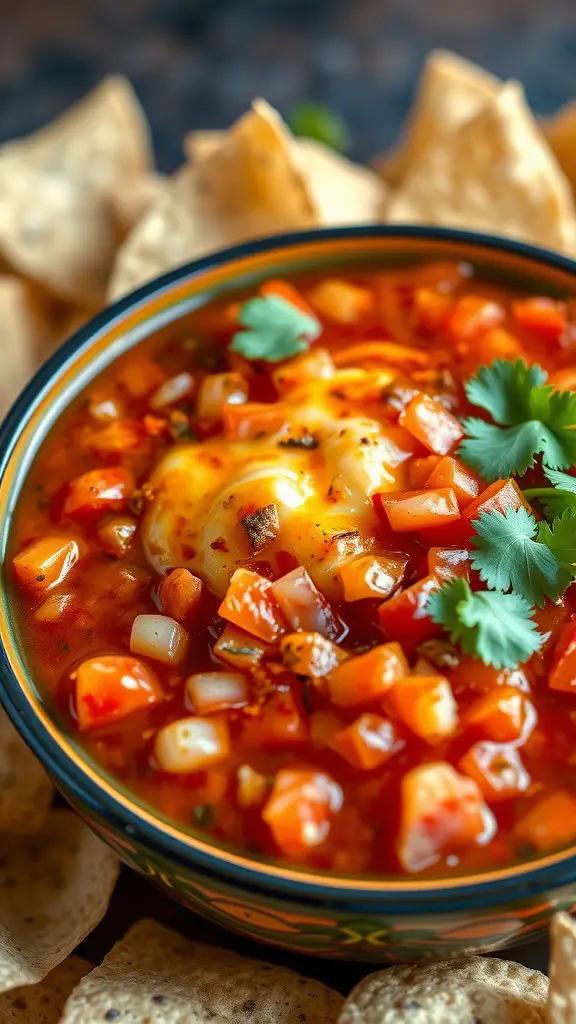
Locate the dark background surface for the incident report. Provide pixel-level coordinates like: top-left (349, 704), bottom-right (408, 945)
top-left (5, 0), bottom-right (567, 989)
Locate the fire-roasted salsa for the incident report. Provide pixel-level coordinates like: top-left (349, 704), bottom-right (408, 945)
top-left (11, 262), bottom-right (576, 877)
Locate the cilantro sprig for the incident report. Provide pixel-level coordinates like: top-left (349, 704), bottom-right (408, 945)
top-left (427, 578), bottom-right (543, 670)
top-left (459, 359), bottom-right (576, 481)
top-left (524, 467), bottom-right (576, 519)
top-left (230, 294), bottom-right (321, 363)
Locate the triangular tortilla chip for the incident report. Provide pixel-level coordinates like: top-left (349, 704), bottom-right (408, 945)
top-left (543, 100), bottom-right (576, 195)
top-left (184, 129), bottom-right (225, 163)
top-left (0, 809), bottom-right (119, 993)
top-left (340, 956), bottom-right (548, 1023)
top-left (0, 957), bottom-right (91, 1023)
top-left (0, 705), bottom-right (53, 834)
top-left (0, 275), bottom-right (59, 418)
top-left (386, 81), bottom-right (576, 254)
top-left (61, 918), bottom-right (343, 1023)
top-left (108, 172), bottom-right (170, 233)
top-left (296, 138), bottom-right (387, 224)
top-left (376, 50), bottom-right (501, 187)
top-left (548, 911), bottom-right (576, 1023)
top-left (109, 100), bottom-right (316, 300)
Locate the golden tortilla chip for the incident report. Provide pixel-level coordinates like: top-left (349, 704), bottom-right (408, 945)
top-left (184, 129), bottom-right (225, 163)
top-left (543, 100), bottom-right (576, 195)
top-left (109, 99), bottom-right (316, 300)
top-left (376, 50), bottom-right (501, 187)
top-left (2, 75), bottom-right (153, 196)
top-left (108, 172), bottom-right (170, 233)
top-left (0, 957), bottom-right (91, 1023)
top-left (0, 809), bottom-right (119, 993)
top-left (296, 138), bottom-right (387, 224)
top-left (548, 911), bottom-right (576, 1023)
top-left (0, 706), bottom-right (53, 834)
top-left (0, 275), bottom-right (58, 419)
top-left (61, 918), bottom-right (343, 1023)
top-left (386, 81), bottom-right (576, 254)
top-left (340, 957), bottom-right (548, 1023)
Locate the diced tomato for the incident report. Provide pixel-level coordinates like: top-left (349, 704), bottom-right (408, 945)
top-left (446, 295), bottom-right (504, 340)
top-left (399, 393), bottom-right (463, 455)
top-left (427, 547), bottom-right (469, 581)
top-left (514, 791), bottom-right (576, 852)
top-left (34, 593), bottom-right (74, 623)
top-left (271, 567), bottom-right (340, 639)
top-left (13, 535), bottom-right (85, 594)
top-left (245, 690), bottom-right (308, 748)
top-left (461, 477), bottom-right (533, 522)
top-left (196, 373), bottom-right (248, 421)
top-left (398, 762), bottom-right (494, 872)
top-left (158, 568), bottom-right (202, 623)
top-left (86, 419), bottom-right (144, 454)
top-left (408, 455), bottom-right (443, 488)
top-left (417, 518), bottom-right (473, 548)
top-left (307, 278), bottom-right (374, 324)
top-left (262, 768), bottom-right (343, 856)
top-left (279, 631), bottom-right (345, 679)
top-left (391, 675), bottom-right (458, 745)
top-left (448, 658), bottom-right (531, 697)
top-left (475, 327), bottom-right (524, 364)
top-left (459, 742), bottom-right (531, 802)
top-left (333, 341), bottom-right (429, 369)
top-left (549, 367), bottom-right (576, 392)
top-left (337, 552), bottom-right (409, 601)
top-left (272, 348), bottom-right (335, 393)
top-left (219, 568), bottom-right (288, 643)
top-left (97, 515), bottom-right (137, 556)
top-left (63, 467), bottom-right (135, 517)
top-left (74, 655), bottom-right (163, 730)
top-left (412, 288), bottom-right (452, 334)
top-left (222, 402), bottom-right (286, 441)
top-left (331, 713), bottom-right (404, 770)
top-left (463, 686), bottom-right (536, 742)
top-left (327, 642), bottom-right (409, 706)
top-left (309, 710), bottom-right (344, 750)
top-left (213, 624), bottom-right (272, 672)
top-left (549, 622), bottom-right (576, 693)
top-left (376, 488), bottom-right (461, 533)
top-left (261, 278), bottom-right (317, 318)
top-left (378, 575), bottom-right (443, 653)
top-left (512, 297), bottom-right (567, 344)
top-left (116, 356), bottom-right (166, 398)
top-left (425, 457), bottom-right (481, 508)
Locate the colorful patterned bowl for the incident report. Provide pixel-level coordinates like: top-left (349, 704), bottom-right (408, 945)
top-left (2, 226), bottom-right (576, 963)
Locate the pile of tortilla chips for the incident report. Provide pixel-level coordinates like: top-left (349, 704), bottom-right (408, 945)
top-left (5, 47), bottom-right (576, 1021)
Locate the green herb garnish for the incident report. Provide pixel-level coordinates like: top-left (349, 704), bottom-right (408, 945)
top-left (288, 102), bottom-right (350, 153)
top-left (230, 294), bottom-right (321, 363)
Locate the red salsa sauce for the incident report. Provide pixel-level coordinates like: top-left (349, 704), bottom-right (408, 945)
top-left (10, 262), bottom-right (576, 878)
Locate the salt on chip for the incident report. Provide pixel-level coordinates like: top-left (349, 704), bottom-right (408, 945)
top-left (109, 100), bottom-right (316, 300)
top-left (548, 911), bottom-right (576, 1024)
top-left (61, 917), bottom-right (343, 1023)
top-left (339, 956), bottom-right (548, 1023)
top-left (0, 706), bottom-right (53, 834)
top-left (376, 49), bottom-right (501, 187)
top-left (386, 81), bottom-right (576, 254)
top-left (0, 956), bottom-right (91, 1023)
top-left (543, 100), bottom-right (576, 196)
top-left (0, 809), bottom-right (119, 994)
top-left (296, 138), bottom-right (387, 224)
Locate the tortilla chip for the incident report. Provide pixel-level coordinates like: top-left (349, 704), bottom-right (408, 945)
top-left (296, 138), bottom-right (387, 224)
top-left (108, 172), bottom-right (170, 233)
top-left (0, 706), bottom-right (53, 834)
top-left (109, 100), bottom-right (316, 300)
top-left (0, 957), bottom-right (91, 1023)
top-left (548, 911), bottom-right (576, 1023)
top-left (2, 75), bottom-right (153, 196)
top-left (376, 50), bottom-right (501, 187)
top-left (543, 100), bottom-right (576, 195)
top-left (0, 275), bottom-right (59, 418)
top-left (0, 158), bottom-right (118, 305)
top-left (0, 809), bottom-right (119, 993)
top-left (386, 81), bottom-right (576, 254)
top-left (61, 918), bottom-right (343, 1023)
top-left (340, 957), bottom-right (548, 1023)
top-left (184, 129), bottom-right (225, 163)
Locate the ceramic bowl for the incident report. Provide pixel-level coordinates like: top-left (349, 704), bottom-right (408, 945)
top-left (2, 226), bottom-right (576, 963)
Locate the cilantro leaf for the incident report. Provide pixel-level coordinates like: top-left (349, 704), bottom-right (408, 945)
top-left (470, 507), bottom-right (569, 606)
top-left (459, 358), bottom-right (576, 480)
top-left (230, 295), bottom-right (321, 363)
top-left (537, 507), bottom-right (576, 576)
top-left (465, 358), bottom-right (547, 425)
top-left (543, 466), bottom-right (576, 492)
top-left (427, 578), bottom-right (544, 669)
top-left (288, 103), bottom-right (350, 153)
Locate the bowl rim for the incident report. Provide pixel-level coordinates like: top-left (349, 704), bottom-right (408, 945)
top-left (3, 222), bottom-right (576, 903)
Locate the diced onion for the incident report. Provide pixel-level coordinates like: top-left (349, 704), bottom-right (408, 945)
top-left (130, 614), bottom-right (188, 665)
top-left (186, 671), bottom-right (248, 714)
top-left (271, 567), bottom-right (340, 639)
top-left (154, 716), bottom-right (230, 773)
top-left (149, 372), bottom-right (195, 410)
top-left (197, 373), bottom-right (248, 421)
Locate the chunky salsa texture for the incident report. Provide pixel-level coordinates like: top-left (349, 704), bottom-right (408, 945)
top-left (11, 261), bottom-right (576, 878)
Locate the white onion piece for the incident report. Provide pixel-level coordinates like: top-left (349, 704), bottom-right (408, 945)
top-left (149, 372), bottom-right (195, 410)
top-left (196, 372), bottom-right (248, 421)
top-left (186, 671), bottom-right (249, 714)
top-left (154, 716), bottom-right (230, 773)
top-left (271, 567), bottom-right (340, 639)
top-left (130, 614), bottom-right (188, 665)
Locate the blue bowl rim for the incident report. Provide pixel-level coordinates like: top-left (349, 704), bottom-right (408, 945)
top-left (2, 223), bottom-right (576, 907)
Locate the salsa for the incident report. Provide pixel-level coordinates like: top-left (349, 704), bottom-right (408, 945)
top-left (10, 261), bottom-right (576, 878)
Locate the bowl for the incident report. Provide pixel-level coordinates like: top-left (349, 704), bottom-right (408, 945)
top-left (2, 225), bottom-right (576, 963)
